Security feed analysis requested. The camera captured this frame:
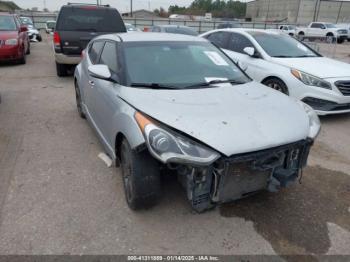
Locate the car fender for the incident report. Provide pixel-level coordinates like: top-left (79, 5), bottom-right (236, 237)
top-left (111, 100), bottom-right (146, 159)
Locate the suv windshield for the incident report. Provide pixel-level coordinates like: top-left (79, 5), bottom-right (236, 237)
top-left (123, 41), bottom-right (250, 89)
top-left (249, 32), bottom-right (319, 58)
top-left (0, 16), bottom-right (16, 31)
top-left (56, 6), bottom-right (126, 32)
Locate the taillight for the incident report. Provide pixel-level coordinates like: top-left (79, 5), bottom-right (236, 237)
top-left (53, 32), bottom-right (61, 48)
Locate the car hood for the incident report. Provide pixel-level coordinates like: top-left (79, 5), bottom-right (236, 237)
top-left (272, 57), bottom-right (350, 79)
top-left (119, 82), bottom-right (310, 156)
top-left (0, 31), bottom-right (18, 40)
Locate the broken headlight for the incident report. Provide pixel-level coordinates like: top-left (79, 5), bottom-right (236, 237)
top-left (297, 101), bottom-right (321, 139)
top-left (135, 112), bottom-right (220, 165)
top-left (291, 69), bottom-right (331, 90)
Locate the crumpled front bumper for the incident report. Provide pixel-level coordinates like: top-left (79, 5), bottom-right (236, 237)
top-left (182, 139), bottom-right (313, 212)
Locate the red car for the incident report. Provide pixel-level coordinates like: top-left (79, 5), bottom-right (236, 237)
top-left (0, 13), bottom-right (30, 64)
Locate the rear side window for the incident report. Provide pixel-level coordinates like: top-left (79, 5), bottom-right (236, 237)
top-left (227, 33), bottom-right (254, 54)
top-left (56, 7), bottom-right (126, 32)
top-left (100, 42), bottom-right (118, 73)
top-left (311, 23), bottom-right (324, 29)
top-left (205, 32), bottom-right (230, 49)
top-left (89, 41), bottom-right (105, 64)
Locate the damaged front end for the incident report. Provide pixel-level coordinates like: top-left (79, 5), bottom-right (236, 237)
top-left (177, 140), bottom-right (313, 212)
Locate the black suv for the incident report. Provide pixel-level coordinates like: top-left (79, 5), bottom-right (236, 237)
top-left (53, 3), bottom-right (126, 76)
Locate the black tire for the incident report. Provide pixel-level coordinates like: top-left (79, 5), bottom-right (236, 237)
top-left (26, 42), bottom-right (30, 55)
top-left (56, 62), bottom-right (67, 77)
top-left (37, 35), bottom-right (42, 42)
top-left (298, 32), bottom-right (305, 41)
top-left (262, 78), bottom-right (289, 95)
top-left (337, 38), bottom-right (344, 44)
top-left (120, 139), bottom-right (161, 210)
top-left (326, 33), bottom-right (334, 43)
top-left (18, 48), bottom-right (26, 64)
top-left (74, 82), bottom-right (86, 119)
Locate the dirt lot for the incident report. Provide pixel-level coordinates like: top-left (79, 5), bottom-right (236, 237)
top-left (0, 35), bottom-right (349, 258)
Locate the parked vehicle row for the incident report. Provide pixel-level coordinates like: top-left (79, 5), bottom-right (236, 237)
top-left (19, 16), bottom-right (42, 42)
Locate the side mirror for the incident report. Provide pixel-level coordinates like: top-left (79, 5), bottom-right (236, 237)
top-left (243, 47), bottom-right (257, 57)
top-left (88, 65), bottom-right (112, 81)
top-left (20, 25), bottom-right (28, 32)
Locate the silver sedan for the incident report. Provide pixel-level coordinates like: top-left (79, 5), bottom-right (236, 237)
top-left (74, 33), bottom-right (320, 212)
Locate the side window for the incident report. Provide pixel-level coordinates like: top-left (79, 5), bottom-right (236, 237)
top-left (99, 41), bottom-right (118, 73)
top-left (206, 32), bottom-right (229, 49)
top-left (227, 33), bottom-right (254, 54)
top-left (88, 41), bottom-right (105, 64)
top-left (311, 23), bottom-right (322, 29)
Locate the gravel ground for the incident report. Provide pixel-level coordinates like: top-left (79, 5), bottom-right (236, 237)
top-left (0, 34), bottom-right (349, 258)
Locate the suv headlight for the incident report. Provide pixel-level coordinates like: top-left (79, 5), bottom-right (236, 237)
top-left (5, 39), bottom-right (18, 46)
top-left (297, 101), bottom-right (321, 139)
top-left (134, 112), bottom-right (220, 165)
top-left (291, 69), bottom-right (331, 89)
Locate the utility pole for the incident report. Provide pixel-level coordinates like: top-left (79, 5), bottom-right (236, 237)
top-left (130, 0), bottom-right (133, 17)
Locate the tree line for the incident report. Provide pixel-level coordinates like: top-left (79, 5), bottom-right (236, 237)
top-left (165, 0), bottom-right (247, 19)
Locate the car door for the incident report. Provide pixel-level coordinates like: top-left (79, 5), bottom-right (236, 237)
top-left (89, 40), bottom-right (120, 147)
top-left (223, 32), bottom-right (269, 82)
top-left (83, 40), bottom-right (105, 120)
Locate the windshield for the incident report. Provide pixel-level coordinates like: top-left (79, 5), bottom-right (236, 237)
top-left (123, 41), bottom-right (250, 89)
top-left (165, 27), bottom-right (198, 36)
top-left (250, 32), bottom-right (319, 58)
top-left (0, 16), bottom-right (17, 31)
top-left (325, 23), bottom-right (336, 28)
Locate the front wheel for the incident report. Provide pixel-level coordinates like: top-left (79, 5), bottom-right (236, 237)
top-left (262, 78), bottom-right (289, 95)
top-left (120, 139), bottom-right (161, 210)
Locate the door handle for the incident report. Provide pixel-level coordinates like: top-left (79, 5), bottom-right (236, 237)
top-left (89, 80), bottom-right (95, 87)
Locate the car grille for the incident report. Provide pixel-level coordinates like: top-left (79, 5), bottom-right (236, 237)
top-left (338, 30), bottom-right (348, 34)
top-left (335, 80), bottom-right (350, 96)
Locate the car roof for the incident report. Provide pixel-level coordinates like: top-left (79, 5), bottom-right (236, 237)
top-left (96, 32), bottom-right (207, 43)
top-left (0, 13), bottom-right (14, 16)
top-left (210, 28), bottom-right (282, 35)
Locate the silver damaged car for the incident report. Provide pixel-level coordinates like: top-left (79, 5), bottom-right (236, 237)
top-left (74, 33), bottom-right (320, 212)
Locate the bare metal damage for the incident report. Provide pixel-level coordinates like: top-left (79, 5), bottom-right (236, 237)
top-left (176, 139), bottom-right (313, 212)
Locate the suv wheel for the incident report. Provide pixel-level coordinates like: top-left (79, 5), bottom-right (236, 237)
top-left (120, 139), bottom-right (161, 210)
top-left (56, 62), bottom-right (68, 77)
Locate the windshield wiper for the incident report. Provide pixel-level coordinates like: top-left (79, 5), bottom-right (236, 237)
top-left (184, 79), bottom-right (246, 89)
top-left (130, 83), bottom-right (179, 89)
top-left (272, 55), bottom-right (294, 58)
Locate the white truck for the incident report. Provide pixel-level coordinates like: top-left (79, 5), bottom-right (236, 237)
top-left (296, 22), bottom-right (348, 44)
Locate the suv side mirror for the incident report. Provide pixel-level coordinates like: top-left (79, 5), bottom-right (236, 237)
top-left (20, 25), bottom-right (28, 32)
top-left (243, 47), bottom-right (259, 58)
top-left (88, 65), bottom-right (112, 81)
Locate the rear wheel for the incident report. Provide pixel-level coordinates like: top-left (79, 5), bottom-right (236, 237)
top-left (56, 62), bottom-right (68, 77)
top-left (326, 33), bottom-right (334, 43)
top-left (120, 139), bottom-right (161, 210)
top-left (262, 78), bottom-right (289, 95)
top-left (74, 82), bottom-right (86, 119)
top-left (37, 35), bottom-right (42, 42)
top-left (298, 32), bottom-right (305, 41)
top-left (26, 42), bottom-right (30, 55)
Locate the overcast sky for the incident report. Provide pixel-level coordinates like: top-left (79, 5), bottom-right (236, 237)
top-left (14, 0), bottom-right (252, 13)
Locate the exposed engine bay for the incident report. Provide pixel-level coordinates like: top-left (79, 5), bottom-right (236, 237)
top-left (177, 139), bottom-right (313, 212)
